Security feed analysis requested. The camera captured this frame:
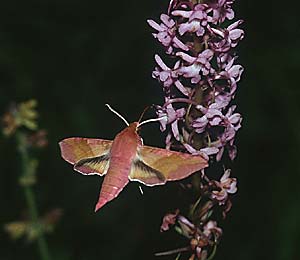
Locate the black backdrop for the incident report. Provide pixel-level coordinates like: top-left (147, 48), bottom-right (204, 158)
top-left (0, 1), bottom-right (299, 259)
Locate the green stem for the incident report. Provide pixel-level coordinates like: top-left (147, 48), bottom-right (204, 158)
top-left (155, 246), bottom-right (190, 256)
top-left (190, 196), bottom-right (202, 218)
top-left (17, 132), bottom-right (51, 260)
top-left (206, 243), bottom-right (217, 260)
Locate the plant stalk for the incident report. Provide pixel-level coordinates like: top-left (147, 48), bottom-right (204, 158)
top-left (17, 132), bottom-right (51, 260)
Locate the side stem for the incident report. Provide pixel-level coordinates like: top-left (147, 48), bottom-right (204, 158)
top-left (17, 132), bottom-right (51, 260)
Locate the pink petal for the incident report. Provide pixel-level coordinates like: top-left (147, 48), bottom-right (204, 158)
top-left (220, 169), bottom-right (231, 182)
top-left (228, 145), bottom-right (237, 160)
top-left (229, 29), bottom-right (244, 41)
top-left (176, 108), bottom-right (186, 117)
top-left (209, 26), bottom-right (224, 37)
top-left (176, 51), bottom-right (197, 63)
top-left (147, 20), bottom-right (163, 31)
top-left (200, 146), bottom-right (219, 155)
top-left (171, 121), bottom-right (180, 140)
top-left (227, 20), bottom-right (243, 31)
top-left (210, 116), bottom-right (222, 126)
top-left (173, 37), bottom-right (189, 51)
top-left (155, 54), bottom-right (170, 71)
top-left (228, 182), bottom-right (237, 194)
top-left (171, 10), bottom-right (192, 18)
top-left (190, 10), bottom-right (205, 21)
top-left (228, 65), bottom-right (244, 80)
top-left (160, 14), bottom-right (175, 27)
top-left (193, 116), bottom-right (208, 129)
top-left (183, 143), bottom-right (198, 154)
top-left (229, 113), bottom-right (241, 124)
top-left (206, 108), bottom-right (223, 119)
top-left (191, 75), bottom-right (201, 84)
top-left (174, 80), bottom-right (191, 96)
top-left (216, 146), bottom-right (224, 161)
top-left (196, 26), bottom-right (205, 36)
top-left (159, 71), bottom-right (169, 81)
top-left (201, 49), bottom-right (214, 59)
top-left (178, 21), bottom-right (200, 35)
top-left (226, 9), bottom-right (235, 20)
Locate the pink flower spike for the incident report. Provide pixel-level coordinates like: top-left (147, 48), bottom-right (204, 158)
top-left (149, 0), bottom-right (244, 252)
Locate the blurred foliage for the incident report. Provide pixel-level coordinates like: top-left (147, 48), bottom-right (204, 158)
top-left (0, 1), bottom-right (299, 260)
top-left (2, 99), bottom-right (38, 136)
top-left (5, 207), bottom-right (62, 243)
top-left (2, 99), bottom-right (61, 260)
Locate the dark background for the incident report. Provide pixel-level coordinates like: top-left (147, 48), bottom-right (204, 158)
top-left (0, 1), bottom-right (299, 259)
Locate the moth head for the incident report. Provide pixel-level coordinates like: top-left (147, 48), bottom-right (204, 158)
top-left (129, 122), bottom-right (139, 132)
top-left (105, 103), bottom-right (167, 131)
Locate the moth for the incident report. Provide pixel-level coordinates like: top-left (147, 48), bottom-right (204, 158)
top-left (59, 105), bottom-right (208, 212)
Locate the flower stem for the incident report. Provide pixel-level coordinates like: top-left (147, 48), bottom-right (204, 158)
top-left (206, 243), bottom-right (217, 260)
top-left (190, 196), bottom-right (202, 217)
top-left (17, 132), bottom-right (51, 260)
top-left (162, 98), bottom-right (198, 108)
top-left (155, 246), bottom-right (190, 256)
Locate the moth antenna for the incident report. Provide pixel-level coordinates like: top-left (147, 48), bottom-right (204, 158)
top-left (138, 116), bottom-right (167, 128)
top-left (138, 106), bottom-right (151, 124)
top-left (105, 104), bottom-right (129, 126)
top-left (139, 185), bottom-right (144, 195)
